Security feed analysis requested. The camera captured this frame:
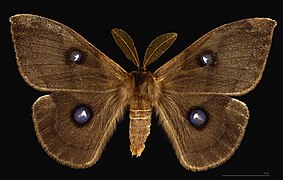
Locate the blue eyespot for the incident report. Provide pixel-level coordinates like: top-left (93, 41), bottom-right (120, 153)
top-left (73, 105), bottom-right (92, 124)
top-left (69, 50), bottom-right (82, 63)
top-left (189, 109), bottom-right (207, 127)
top-left (200, 53), bottom-right (213, 65)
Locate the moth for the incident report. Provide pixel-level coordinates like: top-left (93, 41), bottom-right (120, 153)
top-left (11, 14), bottom-right (276, 171)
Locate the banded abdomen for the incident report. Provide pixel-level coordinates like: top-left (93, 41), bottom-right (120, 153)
top-left (129, 99), bottom-right (152, 157)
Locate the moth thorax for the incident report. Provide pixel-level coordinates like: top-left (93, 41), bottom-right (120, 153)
top-left (129, 98), bottom-right (152, 157)
top-left (130, 70), bottom-right (152, 97)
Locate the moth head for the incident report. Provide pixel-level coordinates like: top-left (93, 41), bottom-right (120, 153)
top-left (111, 28), bottom-right (177, 70)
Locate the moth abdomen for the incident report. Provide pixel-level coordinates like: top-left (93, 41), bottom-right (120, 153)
top-left (129, 100), bottom-right (152, 157)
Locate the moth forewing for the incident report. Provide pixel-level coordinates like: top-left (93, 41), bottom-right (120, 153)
top-left (10, 14), bottom-right (128, 93)
top-left (153, 18), bottom-right (276, 96)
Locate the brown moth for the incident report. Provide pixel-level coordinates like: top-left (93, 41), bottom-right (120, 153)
top-left (10, 14), bottom-right (276, 171)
